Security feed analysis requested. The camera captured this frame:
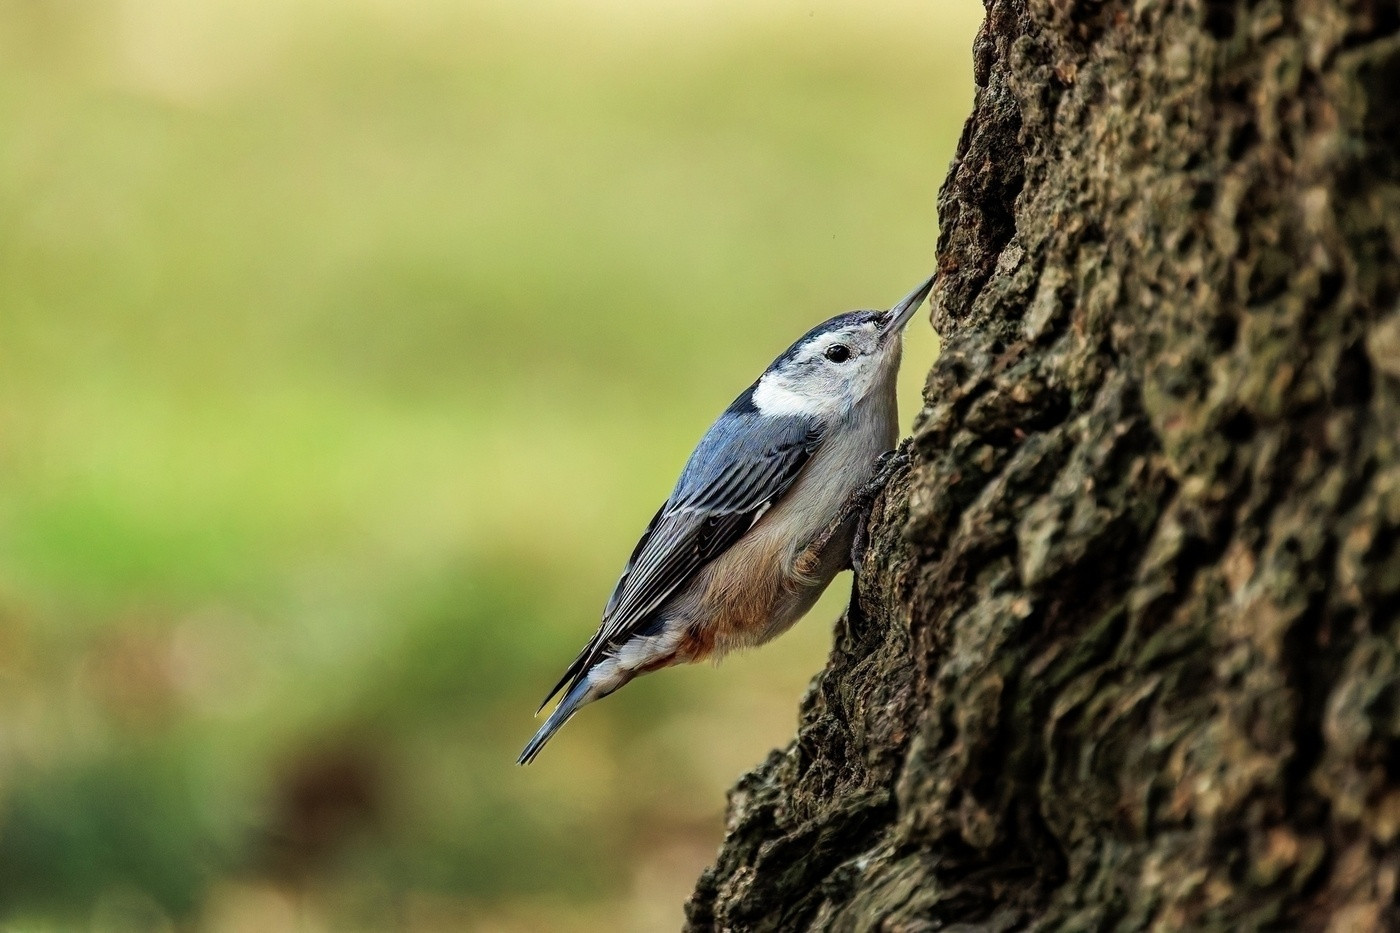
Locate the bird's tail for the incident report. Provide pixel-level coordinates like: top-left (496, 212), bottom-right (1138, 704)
top-left (517, 675), bottom-right (594, 765)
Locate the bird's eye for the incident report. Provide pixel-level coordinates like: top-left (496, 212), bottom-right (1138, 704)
top-left (824, 344), bottom-right (852, 363)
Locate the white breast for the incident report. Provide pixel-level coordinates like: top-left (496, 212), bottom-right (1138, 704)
top-left (762, 381), bottom-right (900, 566)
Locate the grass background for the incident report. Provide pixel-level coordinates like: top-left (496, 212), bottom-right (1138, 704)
top-left (0, 0), bottom-right (981, 928)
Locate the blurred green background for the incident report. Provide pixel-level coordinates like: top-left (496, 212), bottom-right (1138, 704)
top-left (0, 0), bottom-right (979, 929)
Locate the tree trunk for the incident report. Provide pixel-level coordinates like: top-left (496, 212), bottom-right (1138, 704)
top-left (687, 1), bottom-right (1400, 929)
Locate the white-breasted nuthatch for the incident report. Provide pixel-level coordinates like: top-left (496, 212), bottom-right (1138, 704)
top-left (518, 274), bottom-right (935, 764)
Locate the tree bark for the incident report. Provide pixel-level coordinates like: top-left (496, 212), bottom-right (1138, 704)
top-left (687, 1), bottom-right (1400, 930)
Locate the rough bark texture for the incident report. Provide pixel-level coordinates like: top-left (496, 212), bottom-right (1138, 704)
top-left (687, 1), bottom-right (1400, 930)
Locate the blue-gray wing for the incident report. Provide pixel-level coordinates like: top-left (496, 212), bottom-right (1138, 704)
top-left (540, 409), bottom-right (824, 706)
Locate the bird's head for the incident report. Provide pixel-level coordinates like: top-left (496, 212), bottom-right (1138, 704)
top-left (746, 274), bottom-right (935, 421)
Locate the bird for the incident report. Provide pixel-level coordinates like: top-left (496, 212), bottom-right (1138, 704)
top-left (518, 274), bottom-right (935, 764)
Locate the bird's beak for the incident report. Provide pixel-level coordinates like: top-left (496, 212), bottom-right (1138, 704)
top-left (880, 273), bottom-right (936, 340)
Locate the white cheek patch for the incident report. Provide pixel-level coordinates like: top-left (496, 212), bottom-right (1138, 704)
top-left (752, 373), bottom-right (820, 417)
top-left (752, 370), bottom-right (852, 421)
top-left (752, 322), bottom-right (884, 420)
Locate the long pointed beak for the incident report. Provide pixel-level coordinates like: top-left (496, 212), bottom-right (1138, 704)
top-left (880, 272), bottom-right (936, 339)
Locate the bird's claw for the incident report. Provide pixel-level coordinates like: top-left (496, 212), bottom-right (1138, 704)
top-left (851, 439), bottom-right (912, 575)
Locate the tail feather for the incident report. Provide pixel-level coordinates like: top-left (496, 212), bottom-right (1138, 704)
top-left (536, 643), bottom-right (591, 715)
top-left (518, 676), bottom-right (594, 765)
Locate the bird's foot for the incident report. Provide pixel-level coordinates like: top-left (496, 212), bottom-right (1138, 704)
top-left (850, 439), bottom-right (912, 576)
top-left (798, 440), bottom-right (913, 580)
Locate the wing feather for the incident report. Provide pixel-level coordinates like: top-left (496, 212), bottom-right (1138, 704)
top-left (541, 413), bottom-right (824, 705)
